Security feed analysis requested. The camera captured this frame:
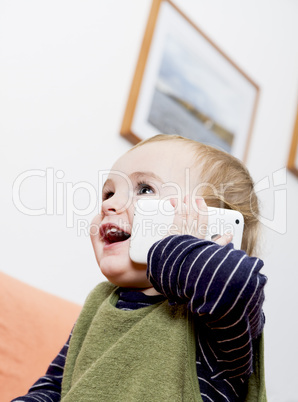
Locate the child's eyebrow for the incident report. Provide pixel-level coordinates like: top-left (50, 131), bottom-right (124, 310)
top-left (102, 171), bottom-right (163, 192)
top-left (129, 171), bottom-right (163, 183)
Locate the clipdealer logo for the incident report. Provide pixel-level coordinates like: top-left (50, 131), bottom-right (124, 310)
top-left (12, 168), bottom-right (131, 233)
top-left (12, 168), bottom-right (100, 228)
top-left (12, 167), bottom-right (288, 235)
top-left (252, 167), bottom-right (287, 234)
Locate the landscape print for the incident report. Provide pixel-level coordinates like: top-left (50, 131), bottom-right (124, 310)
top-left (147, 33), bottom-right (245, 153)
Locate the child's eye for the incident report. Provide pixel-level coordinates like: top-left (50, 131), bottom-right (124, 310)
top-left (102, 190), bottom-right (114, 201)
top-left (137, 182), bottom-right (155, 195)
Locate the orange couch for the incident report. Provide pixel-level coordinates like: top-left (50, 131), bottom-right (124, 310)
top-left (0, 272), bottom-right (81, 402)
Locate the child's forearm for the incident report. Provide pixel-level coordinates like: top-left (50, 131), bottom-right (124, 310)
top-left (148, 235), bottom-right (266, 332)
top-left (10, 334), bottom-right (71, 401)
top-left (147, 235), bottom-right (267, 380)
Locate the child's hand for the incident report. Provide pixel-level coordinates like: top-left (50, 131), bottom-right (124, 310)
top-left (168, 195), bottom-right (207, 239)
top-left (212, 232), bottom-right (233, 246)
top-left (168, 195), bottom-right (233, 247)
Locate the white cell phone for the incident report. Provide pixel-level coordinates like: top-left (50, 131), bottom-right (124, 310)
top-left (129, 199), bottom-right (244, 264)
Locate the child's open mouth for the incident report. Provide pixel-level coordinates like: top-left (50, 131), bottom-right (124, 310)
top-left (100, 224), bottom-right (131, 245)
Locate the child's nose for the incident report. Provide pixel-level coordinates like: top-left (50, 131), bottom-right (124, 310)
top-left (101, 194), bottom-right (131, 216)
top-left (102, 198), bottom-right (118, 215)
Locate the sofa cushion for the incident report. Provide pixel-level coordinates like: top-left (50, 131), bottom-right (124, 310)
top-left (0, 271), bottom-right (81, 401)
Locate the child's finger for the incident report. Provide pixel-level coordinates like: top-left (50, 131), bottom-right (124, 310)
top-left (214, 232), bottom-right (233, 246)
top-left (182, 194), bottom-right (201, 237)
top-left (168, 196), bottom-right (209, 239)
top-left (169, 198), bottom-right (187, 236)
top-left (184, 196), bottom-right (208, 239)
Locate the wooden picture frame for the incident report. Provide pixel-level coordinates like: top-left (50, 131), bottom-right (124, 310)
top-left (287, 106), bottom-right (298, 177)
top-left (120, 0), bottom-right (259, 162)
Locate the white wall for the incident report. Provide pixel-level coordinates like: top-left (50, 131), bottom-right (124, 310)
top-left (1, 1), bottom-right (297, 400)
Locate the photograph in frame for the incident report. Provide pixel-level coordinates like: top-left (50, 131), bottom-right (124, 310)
top-left (120, 0), bottom-right (259, 162)
top-left (287, 105), bottom-right (298, 177)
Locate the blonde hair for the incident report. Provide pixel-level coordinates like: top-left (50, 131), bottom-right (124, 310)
top-left (132, 134), bottom-right (260, 256)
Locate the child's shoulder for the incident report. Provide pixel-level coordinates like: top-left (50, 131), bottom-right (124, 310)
top-left (83, 280), bottom-right (117, 311)
top-left (90, 280), bottom-right (117, 300)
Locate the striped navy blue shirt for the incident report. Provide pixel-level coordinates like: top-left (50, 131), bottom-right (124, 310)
top-left (11, 235), bottom-right (267, 402)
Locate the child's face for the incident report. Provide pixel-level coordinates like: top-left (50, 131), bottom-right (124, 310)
top-left (90, 140), bottom-right (196, 289)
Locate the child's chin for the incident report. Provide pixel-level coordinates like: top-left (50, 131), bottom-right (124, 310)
top-left (99, 255), bottom-right (132, 280)
top-left (99, 257), bottom-right (149, 288)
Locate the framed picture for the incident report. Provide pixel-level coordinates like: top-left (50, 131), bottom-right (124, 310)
top-left (287, 106), bottom-right (298, 177)
top-left (120, 0), bottom-right (260, 162)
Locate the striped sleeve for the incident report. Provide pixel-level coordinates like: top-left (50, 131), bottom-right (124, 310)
top-left (147, 235), bottom-right (267, 381)
top-left (10, 334), bottom-right (71, 402)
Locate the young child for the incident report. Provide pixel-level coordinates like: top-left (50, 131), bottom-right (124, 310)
top-left (12, 134), bottom-right (267, 401)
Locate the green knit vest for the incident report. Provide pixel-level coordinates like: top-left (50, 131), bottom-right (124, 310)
top-left (61, 282), bottom-right (266, 401)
